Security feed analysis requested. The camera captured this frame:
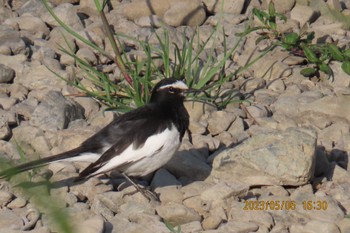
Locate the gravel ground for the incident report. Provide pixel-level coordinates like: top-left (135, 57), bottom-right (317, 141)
top-left (1, 0), bottom-right (350, 232)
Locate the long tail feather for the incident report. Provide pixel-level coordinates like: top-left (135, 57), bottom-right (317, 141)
top-left (0, 147), bottom-right (83, 179)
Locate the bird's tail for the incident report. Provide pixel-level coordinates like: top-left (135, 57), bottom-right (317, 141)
top-left (0, 147), bottom-right (83, 179)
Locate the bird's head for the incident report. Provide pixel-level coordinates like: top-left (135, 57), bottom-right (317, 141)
top-left (150, 78), bottom-right (190, 104)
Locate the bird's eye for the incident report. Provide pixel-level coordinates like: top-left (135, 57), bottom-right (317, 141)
top-left (169, 87), bottom-right (176, 93)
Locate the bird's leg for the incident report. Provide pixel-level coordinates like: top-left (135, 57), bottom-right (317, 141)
top-left (121, 173), bottom-right (159, 202)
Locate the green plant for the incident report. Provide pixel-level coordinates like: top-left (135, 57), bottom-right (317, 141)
top-left (42, 0), bottom-right (274, 111)
top-left (164, 221), bottom-right (182, 233)
top-left (246, 1), bottom-right (350, 78)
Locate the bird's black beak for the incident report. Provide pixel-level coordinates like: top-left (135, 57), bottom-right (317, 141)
top-left (183, 88), bottom-right (200, 94)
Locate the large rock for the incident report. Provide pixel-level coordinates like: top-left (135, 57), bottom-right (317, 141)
top-left (209, 127), bottom-right (317, 186)
top-left (122, 0), bottom-right (172, 20)
top-left (0, 25), bottom-right (27, 55)
top-left (15, 65), bottom-right (66, 90)
top-left (40, 3), bottom-right (84, 30)
top-left (0, 64), bottom-right (15, 83)
top-left (202, 0), bottom-right (246, 14)
top-left (29, 91), bottom-right (85, 131)
top-left (163, 0), bottom-right (206, 26)
top-left (122, 0), bottom-right (206, 26)
top-left (299, 95), bottom-right (350, 123)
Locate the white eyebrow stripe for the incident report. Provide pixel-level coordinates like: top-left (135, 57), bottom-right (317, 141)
top-left (158, 81), bottom-right (188, 90)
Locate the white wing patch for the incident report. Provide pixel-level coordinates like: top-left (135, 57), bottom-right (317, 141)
top-left (158, 80), bottom-right (188, 90)
top-left (90, 125), bottom-right (180, 177)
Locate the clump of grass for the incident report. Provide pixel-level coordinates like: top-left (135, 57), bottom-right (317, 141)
top-left (246, 1), bottom-right (350, 78)
top-left (42, 0), bottom-right (270, 111)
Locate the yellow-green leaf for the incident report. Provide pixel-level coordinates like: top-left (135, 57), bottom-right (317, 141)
top-left (341, 61), bottom-right (350, 75)
top-left (300, 67), bottom-right (317, 77)
top-left (302, 45), bottom-right (319, 63)
top-left (328, 44), bottom-right (344, 61)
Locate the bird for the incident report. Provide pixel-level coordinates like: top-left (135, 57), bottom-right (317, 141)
top-left (0, 78), bottom-right (191, 194)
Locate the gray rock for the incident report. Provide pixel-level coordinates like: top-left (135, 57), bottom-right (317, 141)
top-left (210, 128), bottom-right (317, 186)
top-left (41, 3), bottom-right (84, 30)
top-left (267, 79), bottom-right (286, 92)
top-left (337, 218), bottom-right (350, 233)
top-left (11, 124), bottom-right (45, 156)
top-left (0, 190), bottom-right (13, 206)
top-left (0, 116), bottom-right (10, 140)
top-left (17, 0), bottom-right (47, 16)
top-left (188, 120), bottom-right (206, 135)
top-left (202, 0), bottom-right (246, 14)
top-left (15, 65), bottom-right (66, 90)
top-left (245, 104), bottom-right (269, 119)
top-left (0, 109), bottom-right (16, 126)
top-left (0, 64), bottom-right (15, 83)
top-left (11, 97), bottom-right (38, 120)
top-left (200, 181), bottom-right (249, 201)
top-left (270, 223), bottom-right (289, 233)
top-left (184, 101), bottom-right (216, 122)
top-left (134, 15), bottom-right (164, 27)
top-left (76, 48), bottom-right (97, 65)
top-left (180, 221), bottom-right (203, 232)
top-left (73, 215), bottom-right (104, 233)
top-left (156, 186), bottom-right (184, 204)
top-left (324, 180), bottom-right (350, 215)
top-left (17, 15), bottom-right (49, 37)
top-left (0, 97), bottom-right (17, 110)
top-left (228, 201), bottom-right (274, 230)
top-left (290, 220), bottom-right (340, 233)
top-left (29, 91), bottom-right (84, 131)
top-left (206, 13), bottom-right (247, 28)
top-left (263, 185), bottom-right (290, 197)
top-left (218, 221), bottom-right (259, 232)
top-left (293, 192), bottom-right (344, 222)
top-left (9, 83), bottom-right (28, 101)
top-left (165, 150), bottom-right (211, 181)
top-left (0, 25), bottom-right (27, 55)
top-left (318, 122), bottom-right (349, 151)
top-left (181, 181), bottom-right (212, 199)
top-left (164, 0), bottom-right (206, 26)
top-left (0, 209), bottom-right (23, 230)
top-left (47, 26), bottom-right (76, 55)
top-left (202, 215), bottom-right (222, 230)
top-left (290, 4), bottom-right (318, 26)
top-left (207, 111), bottom-right (236, 135)
top-left (109, 214), bottom-right (168, 233)
top-left (118, 198), bottom-right (155, 217)
top-left (243, 78), bottom-right (266, 92)
top-left (91, 197), bottom-right (114, 221)
top-left (122, 0), bottom-right (171, 20)
top-left (0, 140), bottom-right (20, 160)
top-left (6, 197), bottom-right (27, 209)
top-left (91, 192), bottom-right (122, 215)
top-left (262, 0), bottom-right (296, 14)
top-left (70, 177), bottom-right (113, 201)
top-left (156, 202), bottom-right (201, 225)
top-left (150, 168), bottom-right (182, 190)
top-left (72, 97), bottom-right (99, 120)
top-left (192, 134), bottom-right (220, 151)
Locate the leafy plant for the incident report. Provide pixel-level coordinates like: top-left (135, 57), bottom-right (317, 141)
top-left (247, 1), bottom-right (350, 78)
top-left (42, 0), bottom-right (261, 111)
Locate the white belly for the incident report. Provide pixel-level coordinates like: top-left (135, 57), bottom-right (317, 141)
top-left (91, 125), bottom-right (181, 177)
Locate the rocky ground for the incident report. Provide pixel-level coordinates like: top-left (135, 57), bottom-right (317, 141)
top-left (1, 0), bottom-right (350, 232)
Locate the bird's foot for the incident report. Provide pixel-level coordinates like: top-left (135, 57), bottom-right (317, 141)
top-left (121, 173), bottom-right (159, 203)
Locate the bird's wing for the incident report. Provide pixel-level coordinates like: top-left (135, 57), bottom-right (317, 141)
top-left (77, 104), bottom-right (173, 178)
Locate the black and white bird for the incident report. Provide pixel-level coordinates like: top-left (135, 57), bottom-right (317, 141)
top-left (0, 78), bottom-right (190, 185)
